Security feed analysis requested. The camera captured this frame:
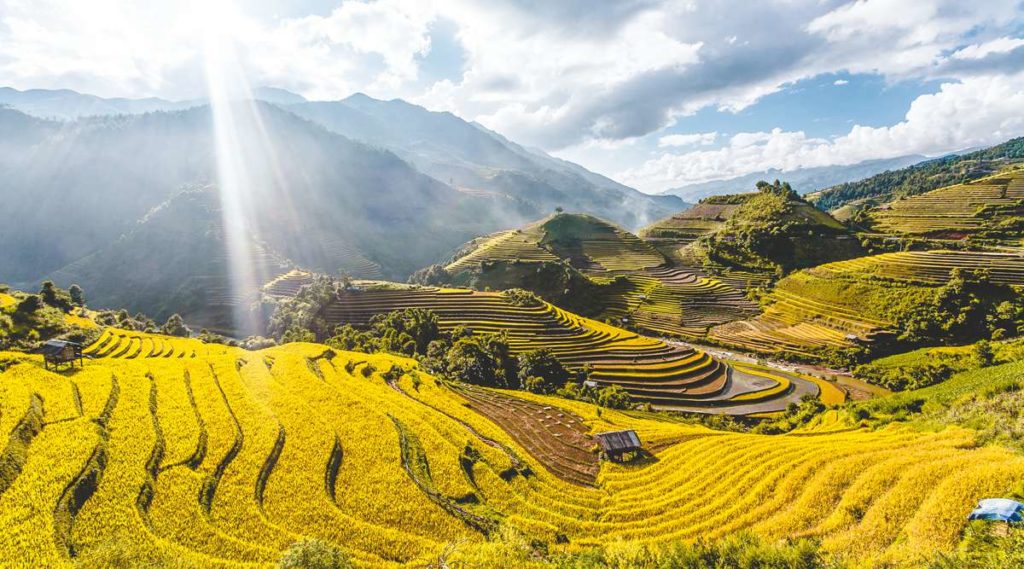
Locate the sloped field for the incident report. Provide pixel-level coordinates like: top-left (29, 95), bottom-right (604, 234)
top-left (709, 249), bottom-right (1024, 358)
top-left (868, 169), bottom-right (1024, 241)
top-left (593, 266), bottom-right (758, 339)
top-left (448, 213), bottom-right (664, 273)
top-left (324, 287), bottom-right (745, 409)
top-left (0, 334), bottom-right (1021, 567)
top-left (813, 250), bottom-right (1024, 286)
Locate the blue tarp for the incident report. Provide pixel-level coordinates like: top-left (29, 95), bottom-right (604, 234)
top-left (968, 499), bottom-right (1024, 523)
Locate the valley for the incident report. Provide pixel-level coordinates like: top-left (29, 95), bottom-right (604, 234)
top-left (3, 86), bottom-right (1024, 568)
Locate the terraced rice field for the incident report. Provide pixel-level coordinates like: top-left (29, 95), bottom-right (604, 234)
top-left (324, 286), bottom-right (746, 409)
top-left (812, 250), bottom-right (1024, 286)
top-left (308, 236), bottom-right (385, 279)
top-left (868, 169), bottom-right (1024, 240)
top-left (448, 214), bottom-right (664, 273)
top-left (708, 249), bottom-right (1024, 358)
top-left (709, 282), bottom-right (891, 358)
top-left (1, 334), bottom-right (1021, 566)
top-left (592, 266), bottom-right (758, 338)
top-left (82, 329), bottom-right (234, 360)
top-left (447, 230), bottom-right (561, 272)
top-left (639, 202), bottom-right (741, 245)
top-left (262, 269), bottom-right (315, 298)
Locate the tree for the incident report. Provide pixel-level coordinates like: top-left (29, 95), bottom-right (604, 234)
top-left (278, 538), bottom-right (353, 569)
top-left (517, 348), bottom-right (570, 393)
top-left (934, 269), bottom-right (989, 338)
top-left (444, 334), bottom-right (516, 388)
top-left (282, 325), bottom-right (316, 344)
top-left (446, 337), bottom-right (500, 387)
top-left (596, 385), bottom-right (633, 409)
top-left (68, 284), bottom-right (85, 307)
top-left (368, 308), bottom-right (440, 355)
top-left (973, 340), bottom-right (996, 368)
top-left (39, 280), bottom-right (73, 311)
top-left (407, 264), bottom-right (450, 286)
top-left (161, 314), bottom-right (190, 337)
top-left (15, 294), bottom-right (42, 315)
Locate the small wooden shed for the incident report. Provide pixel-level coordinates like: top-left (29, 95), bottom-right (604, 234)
top-left (38, 340), bottom-right (84, 371)
top-left (595, 429), bottom-right (642, 462)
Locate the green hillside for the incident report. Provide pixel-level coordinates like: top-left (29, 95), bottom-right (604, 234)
top-left (809, 136), bottom-right (1024, 212)
top-left (709, 250), bottom-right (1024, 362)
top-left (683, 181), bottom-right (862, 276)
top-left (862, 168), bottom-right (1024, 244)
top-left (433, 213), bottom-right (757, 339)
top-left (448, 212), bottom-right (665, 274)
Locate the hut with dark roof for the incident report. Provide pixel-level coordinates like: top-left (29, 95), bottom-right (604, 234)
top-left (594, 429), bottom-right (642, 462)
top-left (37, 340), bottom-right (83, 371)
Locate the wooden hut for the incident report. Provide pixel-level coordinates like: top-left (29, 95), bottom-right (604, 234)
top-left (38, 340), bottom-right (84, 371)
top-left (595, 429), bottom-right (642, 462)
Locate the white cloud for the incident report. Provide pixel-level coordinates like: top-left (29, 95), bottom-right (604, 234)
top-left (1, 0), bottom-right (1023, 191)
top-left (658, 132), bottom-right (717, 147)
top-left (619, 72), bottom-right (1024, 192)
top-left (952, 36), bottom-right (1024, 60)
top-left (833, 79), bottom-right (849, 86)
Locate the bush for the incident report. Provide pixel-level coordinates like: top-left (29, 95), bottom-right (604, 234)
top-left (278, 538), bottom-right (353, 569)
top-left (855, 362), bottom-right (954, 391)
top-left (240, 336), bottom-right (278, 350)
top-left (161, 313), bottom-right (191, 337)
top-left (282, 326), bottom-right (316, 344)
top-left (503, 288), bottom-right (542, 307)
top-left (595, 385), bottom-right (633, 409)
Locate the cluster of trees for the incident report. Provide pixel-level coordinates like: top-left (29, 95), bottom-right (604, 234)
top-left (1, 281), bottom-right (217, 351)
top-left (824, 269), bottom-right (1024, 370)
top-left (1, 283), bottom-right (72, 349)
top-left (266, 275), bottom-right (348, 341)
top-left (0, 281), bottom-right (95, 349)
top-left (407, 263), bottom-right (450, 286)
top-left (854, 340), bottom-right (1005, 392)
top-left (94, 308), bottom-right (193, 338)
top-left (898, 269), bottom-right (1024, 345)
top-left (320, 307), bottom-right (632, 407)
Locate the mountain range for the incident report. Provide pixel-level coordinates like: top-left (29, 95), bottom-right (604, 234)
top-left (0, 87), bottom-right (683, 332)
top-left (659, 155), bottom-right (927, 202)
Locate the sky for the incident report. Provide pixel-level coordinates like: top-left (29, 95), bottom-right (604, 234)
top-left (2, 0), bottom-right (1024, 194)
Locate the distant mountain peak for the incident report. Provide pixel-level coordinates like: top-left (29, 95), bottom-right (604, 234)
top-left (252, 86), bottom-right (307, 105)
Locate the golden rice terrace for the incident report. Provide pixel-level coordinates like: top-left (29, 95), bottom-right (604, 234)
top-left (1, 332), bottom-right (1021, 567)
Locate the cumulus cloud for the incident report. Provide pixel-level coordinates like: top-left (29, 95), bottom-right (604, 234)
top-left (619, 72), bottom-right (1024, 192)
top-left (833, 79), bottom-right (849, 85)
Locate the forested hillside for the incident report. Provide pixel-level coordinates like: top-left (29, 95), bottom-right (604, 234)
top-left (810, 137), bottom-right (1024, 212)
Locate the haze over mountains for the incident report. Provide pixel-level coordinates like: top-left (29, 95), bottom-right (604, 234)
top-left (0, 86), bottom-right (683, 329)
top-left (660, 155), bottom-right (927, 202)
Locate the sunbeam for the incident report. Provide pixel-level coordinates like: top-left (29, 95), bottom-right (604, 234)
top-left (201, 0), bottom-right (280, 335)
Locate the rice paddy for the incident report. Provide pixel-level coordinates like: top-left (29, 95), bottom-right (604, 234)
top-left (0, 334), bottom-right (1020, 567)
